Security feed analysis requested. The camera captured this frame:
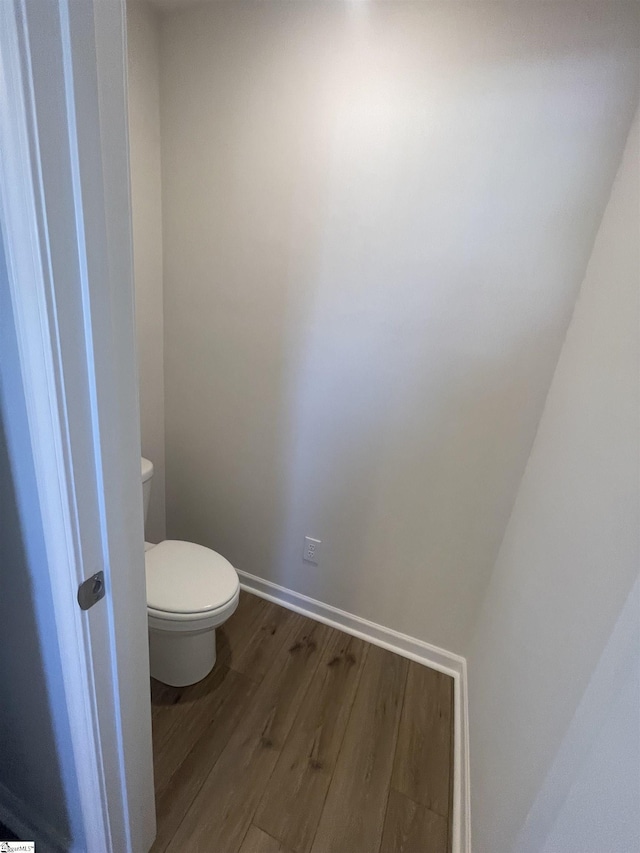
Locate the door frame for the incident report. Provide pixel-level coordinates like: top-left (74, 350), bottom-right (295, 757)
top-left (0, 1), bottom-right (155, 850)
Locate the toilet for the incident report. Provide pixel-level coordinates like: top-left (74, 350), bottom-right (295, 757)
top-left (142, 457), bottom-right (239, 686)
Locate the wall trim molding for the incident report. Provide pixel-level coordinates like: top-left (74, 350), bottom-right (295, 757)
top-left (237, 569), bottom-right (471, 853)
top-left (0, 781), bottom-right (70, 853)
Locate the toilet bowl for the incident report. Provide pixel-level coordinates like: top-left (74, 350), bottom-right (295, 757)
top-left (142, 459), bottom-right (239, 686)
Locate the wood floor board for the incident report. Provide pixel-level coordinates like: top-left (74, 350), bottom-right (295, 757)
top-left (166, 616), bottom-right (332, 853)
top-left (380, 789), bottom-right (448, 853)
top-left (391, 661), bottom-right (454, 818)
top-left (230, 600), bottom-right (301, 683)
top-left (254, 631), bottom-right (369, 853)
top-left (150, 678), bottom-right (182, 730)
top-left (149, 593), bottom-right (454, 853)
top-left (150, 666), bottom-right (224, 758)
top-left (150, 677), bottom-right (180, 713)
top-left (216, 590), bottom-right (270, 669)
top-left (151, 667), bottom-right (257, 853)
top-left (154, 665), bottom-right (247, 797)
top-left (309, 644), bottom-right (408, 853)
top-left (239, 826), bottom-right (295, 853)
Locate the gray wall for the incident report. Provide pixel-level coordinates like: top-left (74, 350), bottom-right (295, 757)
top-left (539, 578), bottom-right (639, 853)
top-left (467, 112), bottom-right (639, 853)
top-left (159, 0), bottom-right (639, 654)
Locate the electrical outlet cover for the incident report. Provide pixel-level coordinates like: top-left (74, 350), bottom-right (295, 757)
top-left (304, 536), bottom-right (321, 564)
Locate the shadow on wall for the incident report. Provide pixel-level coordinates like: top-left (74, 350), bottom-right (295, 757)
top-left (0, 237), bottom-right (78, 848)
top-left (161, 1), bottom-right (639, 654)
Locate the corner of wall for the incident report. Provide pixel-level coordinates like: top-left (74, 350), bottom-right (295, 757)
top-left (127, 0), bottom-right (166, 542)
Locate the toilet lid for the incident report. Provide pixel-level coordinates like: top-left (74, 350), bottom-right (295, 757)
top-left (145, 540), bottom-right (239, 614)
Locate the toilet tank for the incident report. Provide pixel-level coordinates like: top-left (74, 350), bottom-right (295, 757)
top-left (141, 457), bottom-right (154, 527)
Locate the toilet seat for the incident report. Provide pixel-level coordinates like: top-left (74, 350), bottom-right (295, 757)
top-left (147, 588), bottom-right (239, 633)
top-left (145, 540), bottom-right (239, 625)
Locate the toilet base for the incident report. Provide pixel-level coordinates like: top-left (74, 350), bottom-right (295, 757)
top-left (149, 624), bottom-right (216, 687)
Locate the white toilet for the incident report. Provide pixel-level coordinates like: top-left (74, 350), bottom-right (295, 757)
top-left (142, 457), bottom-right (239, 687)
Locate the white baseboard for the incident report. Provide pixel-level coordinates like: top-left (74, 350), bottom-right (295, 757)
top-left (237, 569), bottom-right (471, 853)
top-left (0, 781), bottom-right (69, 853)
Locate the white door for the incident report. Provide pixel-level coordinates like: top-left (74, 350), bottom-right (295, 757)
top-left (0, 1), bottom-right (156, 851)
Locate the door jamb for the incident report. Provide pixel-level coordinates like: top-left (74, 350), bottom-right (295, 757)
top-left (0, 2), bottom-right (155, 850)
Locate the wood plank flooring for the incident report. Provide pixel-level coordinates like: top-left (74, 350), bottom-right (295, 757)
top-left (150, 591), bottom-right (454, 853)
